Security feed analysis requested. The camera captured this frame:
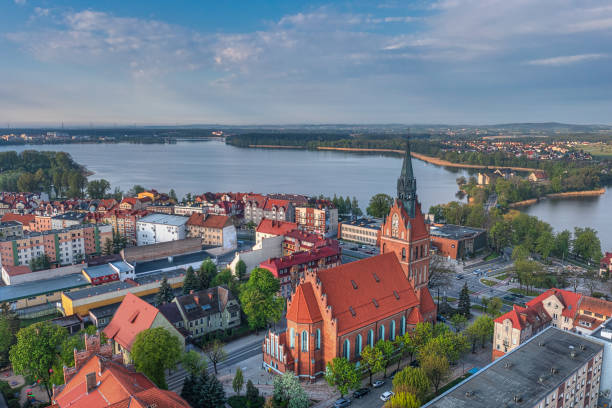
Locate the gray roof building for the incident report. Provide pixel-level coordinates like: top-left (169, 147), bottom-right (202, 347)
top-left (424, 327), bottom-right (604, 408)
top-left (0, 273), bottom-right (90, 303)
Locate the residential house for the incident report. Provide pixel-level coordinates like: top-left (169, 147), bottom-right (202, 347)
top-left (255, 219), bottom-right (298, 246)
top-left (600, 252), bottom-right (612, 278)
top-left (186, 212), bottom-right (237, 249)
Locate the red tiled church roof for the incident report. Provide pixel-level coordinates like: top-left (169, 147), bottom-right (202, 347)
top-left (286, 282), bottom-right (323, 324)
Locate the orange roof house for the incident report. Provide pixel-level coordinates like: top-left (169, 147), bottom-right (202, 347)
top-left (103, 294), bottom-right (184, 364)
top-left (51, 333), bottom-right (189, 408)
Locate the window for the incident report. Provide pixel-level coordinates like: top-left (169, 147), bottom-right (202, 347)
top-left (379, 325), bottom-right (385, 341)
top-left (290, 328), bottom-right (295, 348)
top-left (401, 316), bottom-right (406, 335)
top-left (368, 329), bottom-right (374, 347)
top-left (343, 339), bottom-right (350, 360)
top-left (390, 321), bottom-right (396, 340)
top-left (356, 334), bottom-right (362, 356)
top-left (301, 331), bottom-right (309, 352)
top-left (401, 248), bottom-right (406, 261)
top-left (316, 329), bottom-right (321, 350)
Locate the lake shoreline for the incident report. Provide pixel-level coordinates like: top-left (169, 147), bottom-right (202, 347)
top-left (510, 188), bottom-right (606, 207)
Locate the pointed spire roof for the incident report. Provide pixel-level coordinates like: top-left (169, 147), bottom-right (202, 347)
top-left (286, 282), bottom-right (323, 324)
top-left (397, 136), bottom-right (417, 218)
top-left (400, 137), bottom-right (414, 180)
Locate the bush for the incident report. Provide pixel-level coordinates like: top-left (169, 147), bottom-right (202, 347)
top-left (591, 292), bottom-right (605, 298)
top-left (228, 395), bottom-right (248, 408)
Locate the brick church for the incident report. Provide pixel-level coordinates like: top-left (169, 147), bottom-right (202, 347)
top-left (262, 140), bottom-right (436, 380)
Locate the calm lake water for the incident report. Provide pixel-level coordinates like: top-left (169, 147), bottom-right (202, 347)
top-left (1, 140), bottom-right (610, 250)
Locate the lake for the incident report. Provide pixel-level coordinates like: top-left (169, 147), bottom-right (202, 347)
top-left (1, 140), bottom-right (609, 251)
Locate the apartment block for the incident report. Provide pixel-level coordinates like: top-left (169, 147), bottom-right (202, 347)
top-left (136, 214), bottom-right (188, 246)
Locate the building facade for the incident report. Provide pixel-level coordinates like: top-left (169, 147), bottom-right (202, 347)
top-left (337, 218), bottom-right (381, 246)
top-left (600, 252), bottom-right (612, 278)
top-left (186, 212), bottom-right (237, 249)
top-left (429, 224), bottom-right (487, 260)
top-left (295, 205), bottom-right (338, 237)
top-left (0, 224), bottom-right (112, 267)
top-left (255, 219), bottom-right (298, 246)
top-left (136, 213), bottom-right (188, 246)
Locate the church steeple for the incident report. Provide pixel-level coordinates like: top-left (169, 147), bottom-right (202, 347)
top-left (397, 137), bottom-right (417, 218)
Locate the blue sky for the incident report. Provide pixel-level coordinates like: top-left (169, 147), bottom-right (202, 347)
top-left (2, 0), bottom-right (612, 126)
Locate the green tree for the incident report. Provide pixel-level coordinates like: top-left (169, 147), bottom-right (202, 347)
top-left (236, 260), bottom-right (248, 281)
top-left (486, 297), bottom-right (503, 317)
top-left (458, 282), bottom-right (471, 317)
top-left (233, 367), bottom-right (245, 396)
top-left (211, 268), bottom-right (240, 296)
top-left (449, 314), bottom-right (467, 332)
top-left (488, 220), bottom-right (511, 253)
top-left (181, 371), bottom-right (226, 408)
top-left (376, 340), bottom-right (395, 377)
top-left (183, 266), bottom-right (199, 294)
top-left (87, 179), bottom-right (111, 199)
top-left (392, 366), bottom-right (430, 402)
top-left (572, 227), bottom-right (602, 262)
top-left (169, 188), bottom-right (178, 202)
top-left (536, 230), bottom-right (555, 260)
top-left (325, 357), bottom-right (359, 398)
top-left (131, 327), bottom-right (182, 389)
top-left (239, 268), bottom-right (285, 332)
top-left (351, 197), bottom-right (362, 217)
top-left (181, 350), bottom-right (207, 376)
top-left (9, 322), bottom-right (68, 400)
top-left (156, 277), bottom-right (174, 305)
top-left (273, 372), bottom-right (309, 408)
top-left (0, 308), bottom-right (18, 367)
top-left (420, 354), bottom-right (449, 393)
top-left (205, 340), bottom-right (227, 375)
top-left (512, 245), bottom-right (530, 261)
top-left (553, 230), bottom-right (571, 259)
top-left (246, 380), bottom-right (264, 408)
top-left (360, 344), bottom-right (384, 385)
top-left (198, 259), bottom-right (218, 289)
top-left (394, 332), bottom-right (416, 372)
top-left (385, 392), bottom-right (420, 408)
top-left (366, 193), bottom-right (393, 218)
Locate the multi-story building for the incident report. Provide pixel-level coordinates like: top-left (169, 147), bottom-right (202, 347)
top-left (337, 218), bottom-right (381, 246)
top-left (186, 213), bottom-right (237, 249)
top-left (430, 223), bottom-right (487, 260)
top-left (119, 197), bottom-right (146, 211)
top-left (493, 288), bottom-right (612, 359)
top-left (0, 221), bottom-right (23, 238)
top-left (263, 198), bottom-right (295, 222)
top-left (145, 202), bottom-right (175, 214)
top-left (259, 242), bottom-right (341, 298)
top-left (34, 215), bottom-right (52, 231)
top-left (1, 213), bottom-right (35, 231)
top-left (136, 214), bottom-right (187, 246)
top-left (174, 204), bottom-right (206, 216)
top-left (0, 224), bottom-right (112, 267)
top-left (173, 285), bottom-right (241, 338)
top-left (424, 327), bottom-right (604, 408)
top-left (282, 229), bottom-right (334, 256)
top-left (51, 211), bottom-right (86, 230)
top-left (600, 252), bottom-right (612, 278)
top-left (102, 209), bottom-right (148, 245)
top-left (51, 332), bottom-right (190, 408)
top-left (255, 219), bottom-right (298, 246)
top-left (262, 253), bottom-right (425, 379)
top-left (103, 293), bottom-right (185, 364)
top-left (295, 203), bottom-right (338, 237)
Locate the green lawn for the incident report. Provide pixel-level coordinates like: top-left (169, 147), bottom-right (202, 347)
top-left (484, 253), bottom-right (499, 261)
top-left (508, 288), bottom-right (541, 296)
top-left (578, 143), bottom-right (612, 158)
top-left (480, 279), bottom-right (497, 287)
top-left (493, 272), bottom-right (509, 280)
top-left (423, 373), bottom-right (473, 403)
top-left (471, 304), bottom-right (485, 311)
top-left (19, 312), bottom-right (61, 328)
top-left (445, 296), bottom-right (457, 302)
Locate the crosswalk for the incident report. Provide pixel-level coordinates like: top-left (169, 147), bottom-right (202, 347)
top-left (166, 339), bottom-right (264, 393)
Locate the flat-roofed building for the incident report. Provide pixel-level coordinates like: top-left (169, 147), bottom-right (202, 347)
top-left (430, 223), bottom-right (487, 260)
top-left (1, 263), bottom-right (82, 285)
top-left (120, 237), bottom-right (202, 263)
top-left (424, 327), bottom-right (604, 408)
top-left (338, 218), bottom-right (381, 246)
top-left (51, 211), bottom-right (85, 229)
top-left (136, 214), bottom-right (188, 246)
top-left (0, 221), bottom-right (23, 238)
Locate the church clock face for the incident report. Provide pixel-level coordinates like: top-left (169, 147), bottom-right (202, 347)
top-left (391, 213), bottom-right (399, 238)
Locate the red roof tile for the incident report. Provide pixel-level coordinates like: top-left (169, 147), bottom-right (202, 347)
top-left (256, 219), bottom-right (298, 236)
top-left (286, 282), bottom-right (323, 324)
top-left (316, 252), bottom-right (420, 335)
top-left (526, 288), bottom-right (581, 319)
top-left (187, 213), bottom-right (231, 229)
top-left (580, 296), bottom-right (612, 318)
top-left (264, 199), bottom-right (290, 211)
top-left (1, 213), bottom-right (35, 225)
top-left (103, 293), bottom-right (159, 351)
top-left (3, 265), bottom-right (32, 276)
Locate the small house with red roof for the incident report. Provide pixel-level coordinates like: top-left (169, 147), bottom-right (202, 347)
top-left (528, 170), bottom-right (547, 182)
top-left (493, 288), bottom-right (612, 359)
top-left (262, 253), bottom-right (423, 380)
top-left (103, 293), bottom-right (184, 364)
top-left (255, 219), bottom-right (299, 246)
top-left (51, 332), bottom-right (189, 408)
top-left (186, 212), bottom-right (237, 249)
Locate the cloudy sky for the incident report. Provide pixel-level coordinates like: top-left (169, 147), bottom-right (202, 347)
top-left (2, 0), bottom-right (612, 126)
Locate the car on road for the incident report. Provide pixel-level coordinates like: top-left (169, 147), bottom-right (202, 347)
top-left (373, 380), bottom-right (385, 388)
top-left (456, 274), bottom-right (463, 280)
top-left (352, 388), bottom-right (370, 399)
top-left (380, 391), bottom-right (394, 402)
top-left (409, 360), bottom-right (420, 368)
top-left (333, 397), bottom-right (351, 407)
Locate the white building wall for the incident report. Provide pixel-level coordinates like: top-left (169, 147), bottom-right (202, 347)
top-left (137, 221), bottom-right (186, 246)
top-left (2, 263), bottom-right (82, 285)
top-left (229, 235), bottom-right (283, 276)
top-left (222, 225), bottom-right (237, 250)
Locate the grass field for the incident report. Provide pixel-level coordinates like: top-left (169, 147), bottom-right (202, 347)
top-left (578, 143), bottom-right (612, 158)
top-left (493, 272), bottom-right (509, 280)
top-left (480, 279), bottom-right (498, 287)
top-left (484, 253), bottom-right (499, 261)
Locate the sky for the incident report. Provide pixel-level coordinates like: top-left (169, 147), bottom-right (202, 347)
top-left (2, 0), bottom-right (612, 126)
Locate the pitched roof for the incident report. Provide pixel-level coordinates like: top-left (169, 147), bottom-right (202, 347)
top-left (186, 213), bottom-right (231, 229)
top-left (3, 265), bottom-right (32, 277)
top-left (580, 296), bottom-right (612, 318)
top-left (259, 245), bottom-right (340, 273)
top-left (418, 287), bottom-right (437, 317)
top-left (1, 213), bottom-right (35, 225)
top-left (256, 219), bottom-right (298, 236)
top-left (286, 282), bottom-right (323, 324)
top-left (103, 293), bottom-right (160, 351)
top-left (315, 252), bottom-right (420, 335)
top-left (601, 252), bottom-right (612, 265)
top-left (264, 198), bottom-right (290, 211)
top-left (526, 288), bottom-right (582, 319)
top-left (174, 285), bottom-right (235, 321)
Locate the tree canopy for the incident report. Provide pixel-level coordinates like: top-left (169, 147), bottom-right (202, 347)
top-left (131, 327), bottom-right (182, 389)
top-left (325, 357), bottom-right (359, 397)
top-left (239, 268), bottom-right (285, 331)
top-left (366, 193), bottom-right (394, 218)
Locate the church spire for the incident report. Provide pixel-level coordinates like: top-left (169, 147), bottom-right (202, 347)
top-left (397, 137), bottom-right (417, 218)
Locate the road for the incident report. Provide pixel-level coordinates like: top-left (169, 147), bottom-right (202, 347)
top-left (166, 338), bottom-right (264, 393)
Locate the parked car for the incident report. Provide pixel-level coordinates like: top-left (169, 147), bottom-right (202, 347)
top-left (333, 397), bottom-right (351, 407)
top-left (380, 391), bottom-right (394, 402)
top-left (409, 360), bottom-right (420, 368)
top-left (373, 380), bottom-right (385, 388)
top-left (352, 388), bottom-right (370, 399)
top-left (456, 274), bottom-right (463, 280)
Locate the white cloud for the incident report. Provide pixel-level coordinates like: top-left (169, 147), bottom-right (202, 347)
top-left (14, 0), bottom-right (26, 5)
top-left (526, 53), bottom-right (607, 66)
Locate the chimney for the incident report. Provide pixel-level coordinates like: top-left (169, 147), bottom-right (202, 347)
top-left (86, 372), bottom-right (97, 393)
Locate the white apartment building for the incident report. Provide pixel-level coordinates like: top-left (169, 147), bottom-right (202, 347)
top-left (136, 214), bottom-right (188, 246)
